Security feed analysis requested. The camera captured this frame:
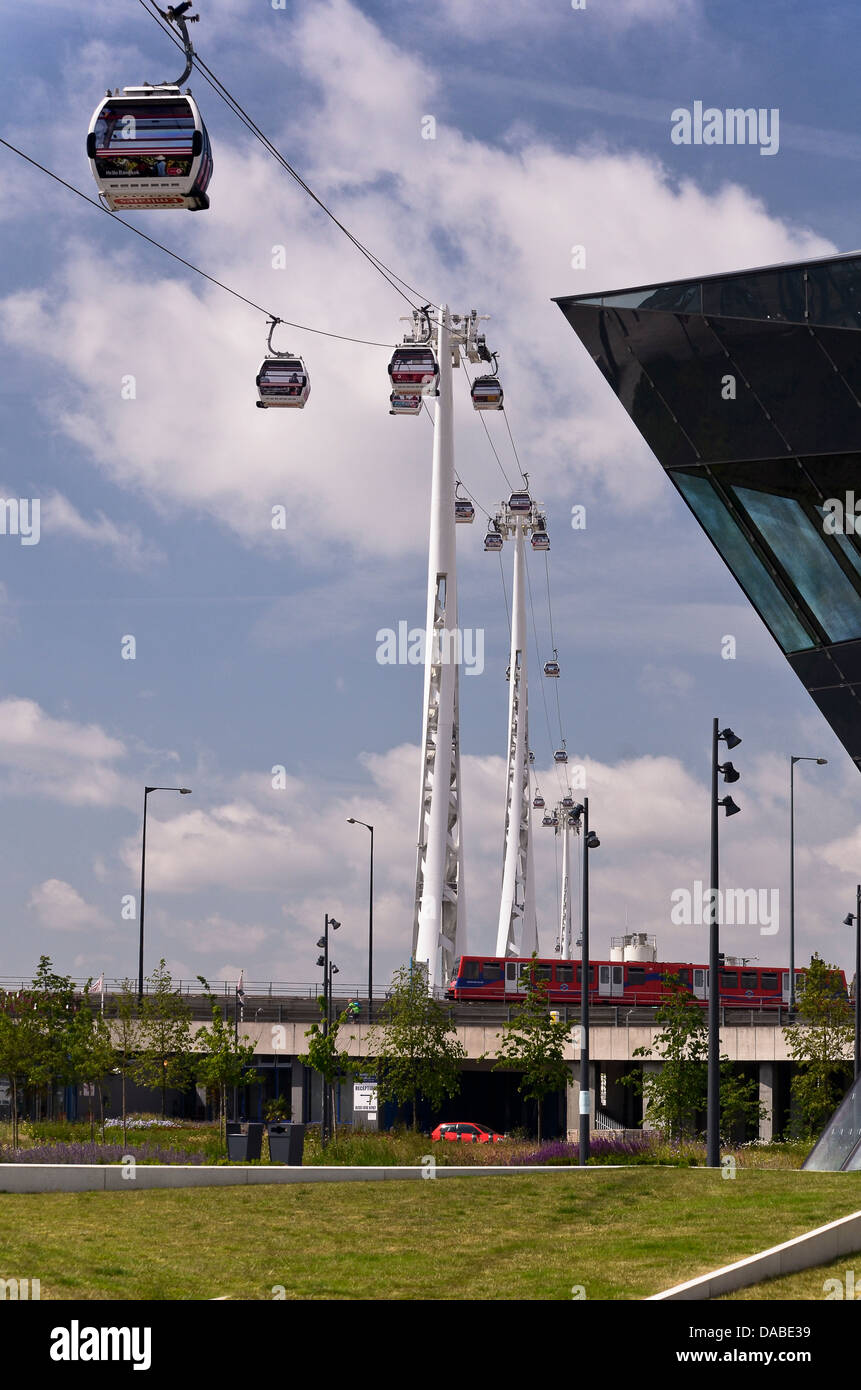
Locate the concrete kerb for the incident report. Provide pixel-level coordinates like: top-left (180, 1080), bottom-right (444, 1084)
top-left (0, 1162), bottom-right (662, 1194)
top-left (650, 1207), bottom-right (861, 1300)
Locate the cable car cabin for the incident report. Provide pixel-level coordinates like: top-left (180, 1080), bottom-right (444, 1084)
top-left (445, 956), bottom-right (850, 1008)
top-left (544, 660), bottom-right (560, 678)
top-left (388, 347), bottom-right (439, 394)
top-left (256, 356), bottom-right (310, 408)
top-left (389, 392), bottom-right (422, 415)
top-left (470, 375), bottom-right (504, 411)
top-left (455, 499), bottom-right (475, 523)
top-left (531, 531), bottom-right (550, 551)
top-left (484, 531), bottom-right (503, 552)
top-left (87, 87), bottom-right (212, 211)
top-left (561, 795), bottom-right (574, 809)
top-left (554, 748), bottom-right (568, 763)
top-left (508, 490), bottom-right (531, 513)
top-left (533, 794), bottom-right (545, 809)
top-left (541, 812), bottom-right (554, 826)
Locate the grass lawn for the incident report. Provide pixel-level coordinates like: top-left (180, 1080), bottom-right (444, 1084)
top-left (719, 1254), bottom-right (861, 1301)
top-left (1, 1169), bottom-right (860, 1300)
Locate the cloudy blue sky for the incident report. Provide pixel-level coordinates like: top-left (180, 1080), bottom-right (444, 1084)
top-left (1, 0), bottom-right (859, 992)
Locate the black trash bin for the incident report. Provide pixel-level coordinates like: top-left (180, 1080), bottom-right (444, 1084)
top-left (227, 1122), bottom-right (264, 1162)
top-left (268, 1123), bottom-right (306, 1165)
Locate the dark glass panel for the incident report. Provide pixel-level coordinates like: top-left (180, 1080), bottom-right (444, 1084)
top-left (806, 258), bottom-right (861, 329)
top-left (621, 311), bottom-right (787, 464)
top-left (708, 320), bottom-right (861, 456)
top-left (734, 487), bottom-right (861, 643)
top-left (482, 962), bottom-right (504, 983)
top-left (673, 473), bottom-right (812, 652)
top-left (808, 686), bottom-right (861, 758)
top-left (598, 282), bottom-right (703, 313)
top-left (702, 269), bottom-right (806, 323)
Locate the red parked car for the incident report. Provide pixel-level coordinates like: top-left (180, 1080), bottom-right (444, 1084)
top-left (431, 1122), bottom-right (504, 1143)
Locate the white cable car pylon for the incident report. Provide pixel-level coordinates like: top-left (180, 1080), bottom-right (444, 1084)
top-left (412, 308), bottom-right (471, 991)
top-left (546, 799), bottom-right (582, 959)
top-left (491, 483), bottom-right (546, 959)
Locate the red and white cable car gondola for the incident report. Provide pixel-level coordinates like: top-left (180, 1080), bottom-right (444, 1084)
top-left (470, 375), bottom-right (504, 411)
top-left (87, 86), bottom-right (213, 211)
top-left (531, 530), bottom-right (550, 551)
top-left (455, 483), bottom-right (475, 523)
top-left (508, 490), bottom-right (531, 513)
top-left (484, 527), bottom-right (503, 552)
top-left (388, 346), bottom-right (439, 395)
top-left (256, 319), bottom-right (310, 408)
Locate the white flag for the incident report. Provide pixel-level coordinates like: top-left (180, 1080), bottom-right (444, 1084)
top-left (86, 974), bottom-right (104, 995)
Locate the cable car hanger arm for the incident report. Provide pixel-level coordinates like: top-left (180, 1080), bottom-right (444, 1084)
top-left (149, 0), bottom-right (198, 88)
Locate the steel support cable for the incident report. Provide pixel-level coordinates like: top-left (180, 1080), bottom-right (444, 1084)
top-left (0, 137), bottom-right (395, 348)
top-left (137, 0), bottom-right (437, 309)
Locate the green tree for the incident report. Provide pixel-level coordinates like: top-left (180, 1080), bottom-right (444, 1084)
top-left (300, 1001), bottom-right (360, 1144)
top-left (194, 978), bottom-right (258, 1150)
top-left (493, 966), bottom-right (573, 1143)
top-left (0, 991), bottom-right (38, 1148)
top-left (70, 1006), bottom-right (116, 1141)
top-left (134, 960), bottom-right (193, 1117)
top-left (28, 957), bottom-right (81, 1119)
top-left (369, 965), bottom-right (465, 1130)
top-left (623, 975), bottom-right (763, 1142)
top-left (784, 954), bottom-right (854, 1137)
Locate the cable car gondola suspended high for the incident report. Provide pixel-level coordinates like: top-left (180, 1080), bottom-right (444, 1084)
top-left (455, 483), bottom-right (475, 523)
top-left (470, 374), bottom-right (504, 411)
top-left (389, 392), bottom-right (422, 416)
top-left (86, 5), bottom-right (212, 212)
top-left (387, 345), bottom-right (439, 396)
top-left (256, 319), bottom-right (310, 408)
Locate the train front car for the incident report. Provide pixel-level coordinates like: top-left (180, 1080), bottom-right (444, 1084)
top-left (87, 88), bottom-right (213, 211)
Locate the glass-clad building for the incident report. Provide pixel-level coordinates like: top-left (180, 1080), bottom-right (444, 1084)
top-left (555, 251), bottom-right (861, 772)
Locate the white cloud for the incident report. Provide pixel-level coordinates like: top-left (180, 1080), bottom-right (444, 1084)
top-left (0, 697), bottom-right (129, 806)
top-left (27, 878), bottom-right (111, 932)
top-left (42, 492), bottom-right (164, 571)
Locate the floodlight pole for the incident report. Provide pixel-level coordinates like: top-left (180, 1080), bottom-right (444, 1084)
top-left (707, 719), bottom-right (720, 1170)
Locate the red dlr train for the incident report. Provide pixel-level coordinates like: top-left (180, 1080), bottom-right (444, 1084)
top-left (446, 955), bottom-right (849, 1010)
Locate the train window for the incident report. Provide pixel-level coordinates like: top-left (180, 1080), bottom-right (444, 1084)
top-left (721, 971), bottom-right (739, 988)
top-left (678, 968), bottom-right (691, 985)
top-left (627, 966), bottom-right (645, 983)
top-left (741, 972), bottom-right (758, 991)
top-left (461, 960), bottom-right (480, 981)
top-left (761, 972), bottom-right (778, 990)
top-left (482, 962), bottom-right (504, 983)
top-left (534, 966), bottom-right (552, 982)
top-left (575, 966), bottom-right (595, 983)
top-left (556, 965), bottom-right (574, 984)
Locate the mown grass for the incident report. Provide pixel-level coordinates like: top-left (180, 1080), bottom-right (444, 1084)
top-left (0, 1169), bottom-right (859, 1300)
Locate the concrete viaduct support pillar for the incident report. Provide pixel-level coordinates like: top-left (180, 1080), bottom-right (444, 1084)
top-left (641, 1062), bottom-right (662, 1132)
top-left (758, 1062), bottom-right (775, 1142)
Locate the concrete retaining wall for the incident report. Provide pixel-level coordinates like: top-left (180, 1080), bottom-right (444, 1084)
top-left (0, 1162), bottom-right (652, 1194)
top-left (650, 1207), bottom-right (861, 1300)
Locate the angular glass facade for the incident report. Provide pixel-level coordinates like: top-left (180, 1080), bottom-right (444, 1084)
top-left (555, 251), bottom-right (861, 772)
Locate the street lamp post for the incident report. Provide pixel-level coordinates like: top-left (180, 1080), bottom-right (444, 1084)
top-left (579, 798), bottom-right (600, 1167)
top-left (347, 818), bottom-right (374, 1021)
top-left (138, 785), bottom-right (192, 1004)
top-left (707, 722), bottom-right (742, 1170)
top-left (789, 756), bottom-right (828, 1015)
top-left (843, 884), bottom-right (861, 1080)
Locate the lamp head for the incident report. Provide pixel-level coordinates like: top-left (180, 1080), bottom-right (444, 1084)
top-left (179, 788), bottom-right (192, 795)
top-left (316, 937), bottom-right (326, 949)
top-left (719, 727), bottom-right (742, 750)
top-left (316, 955), bottom-right (325, 968)
top-left (844, 913), bottom-right (855, 927)
top-left (330, 918), bottom-right (341, 931)
top-left (347, 817), bottom-right (356, 824)
top-left (586, 831), bottom-right (600, 849)
top-left (816, 758), bottom-right (828, 765)
top-left (721, 796), bottom-right (741, 817)
top-left (720, 761), bottom-right (740, 784)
